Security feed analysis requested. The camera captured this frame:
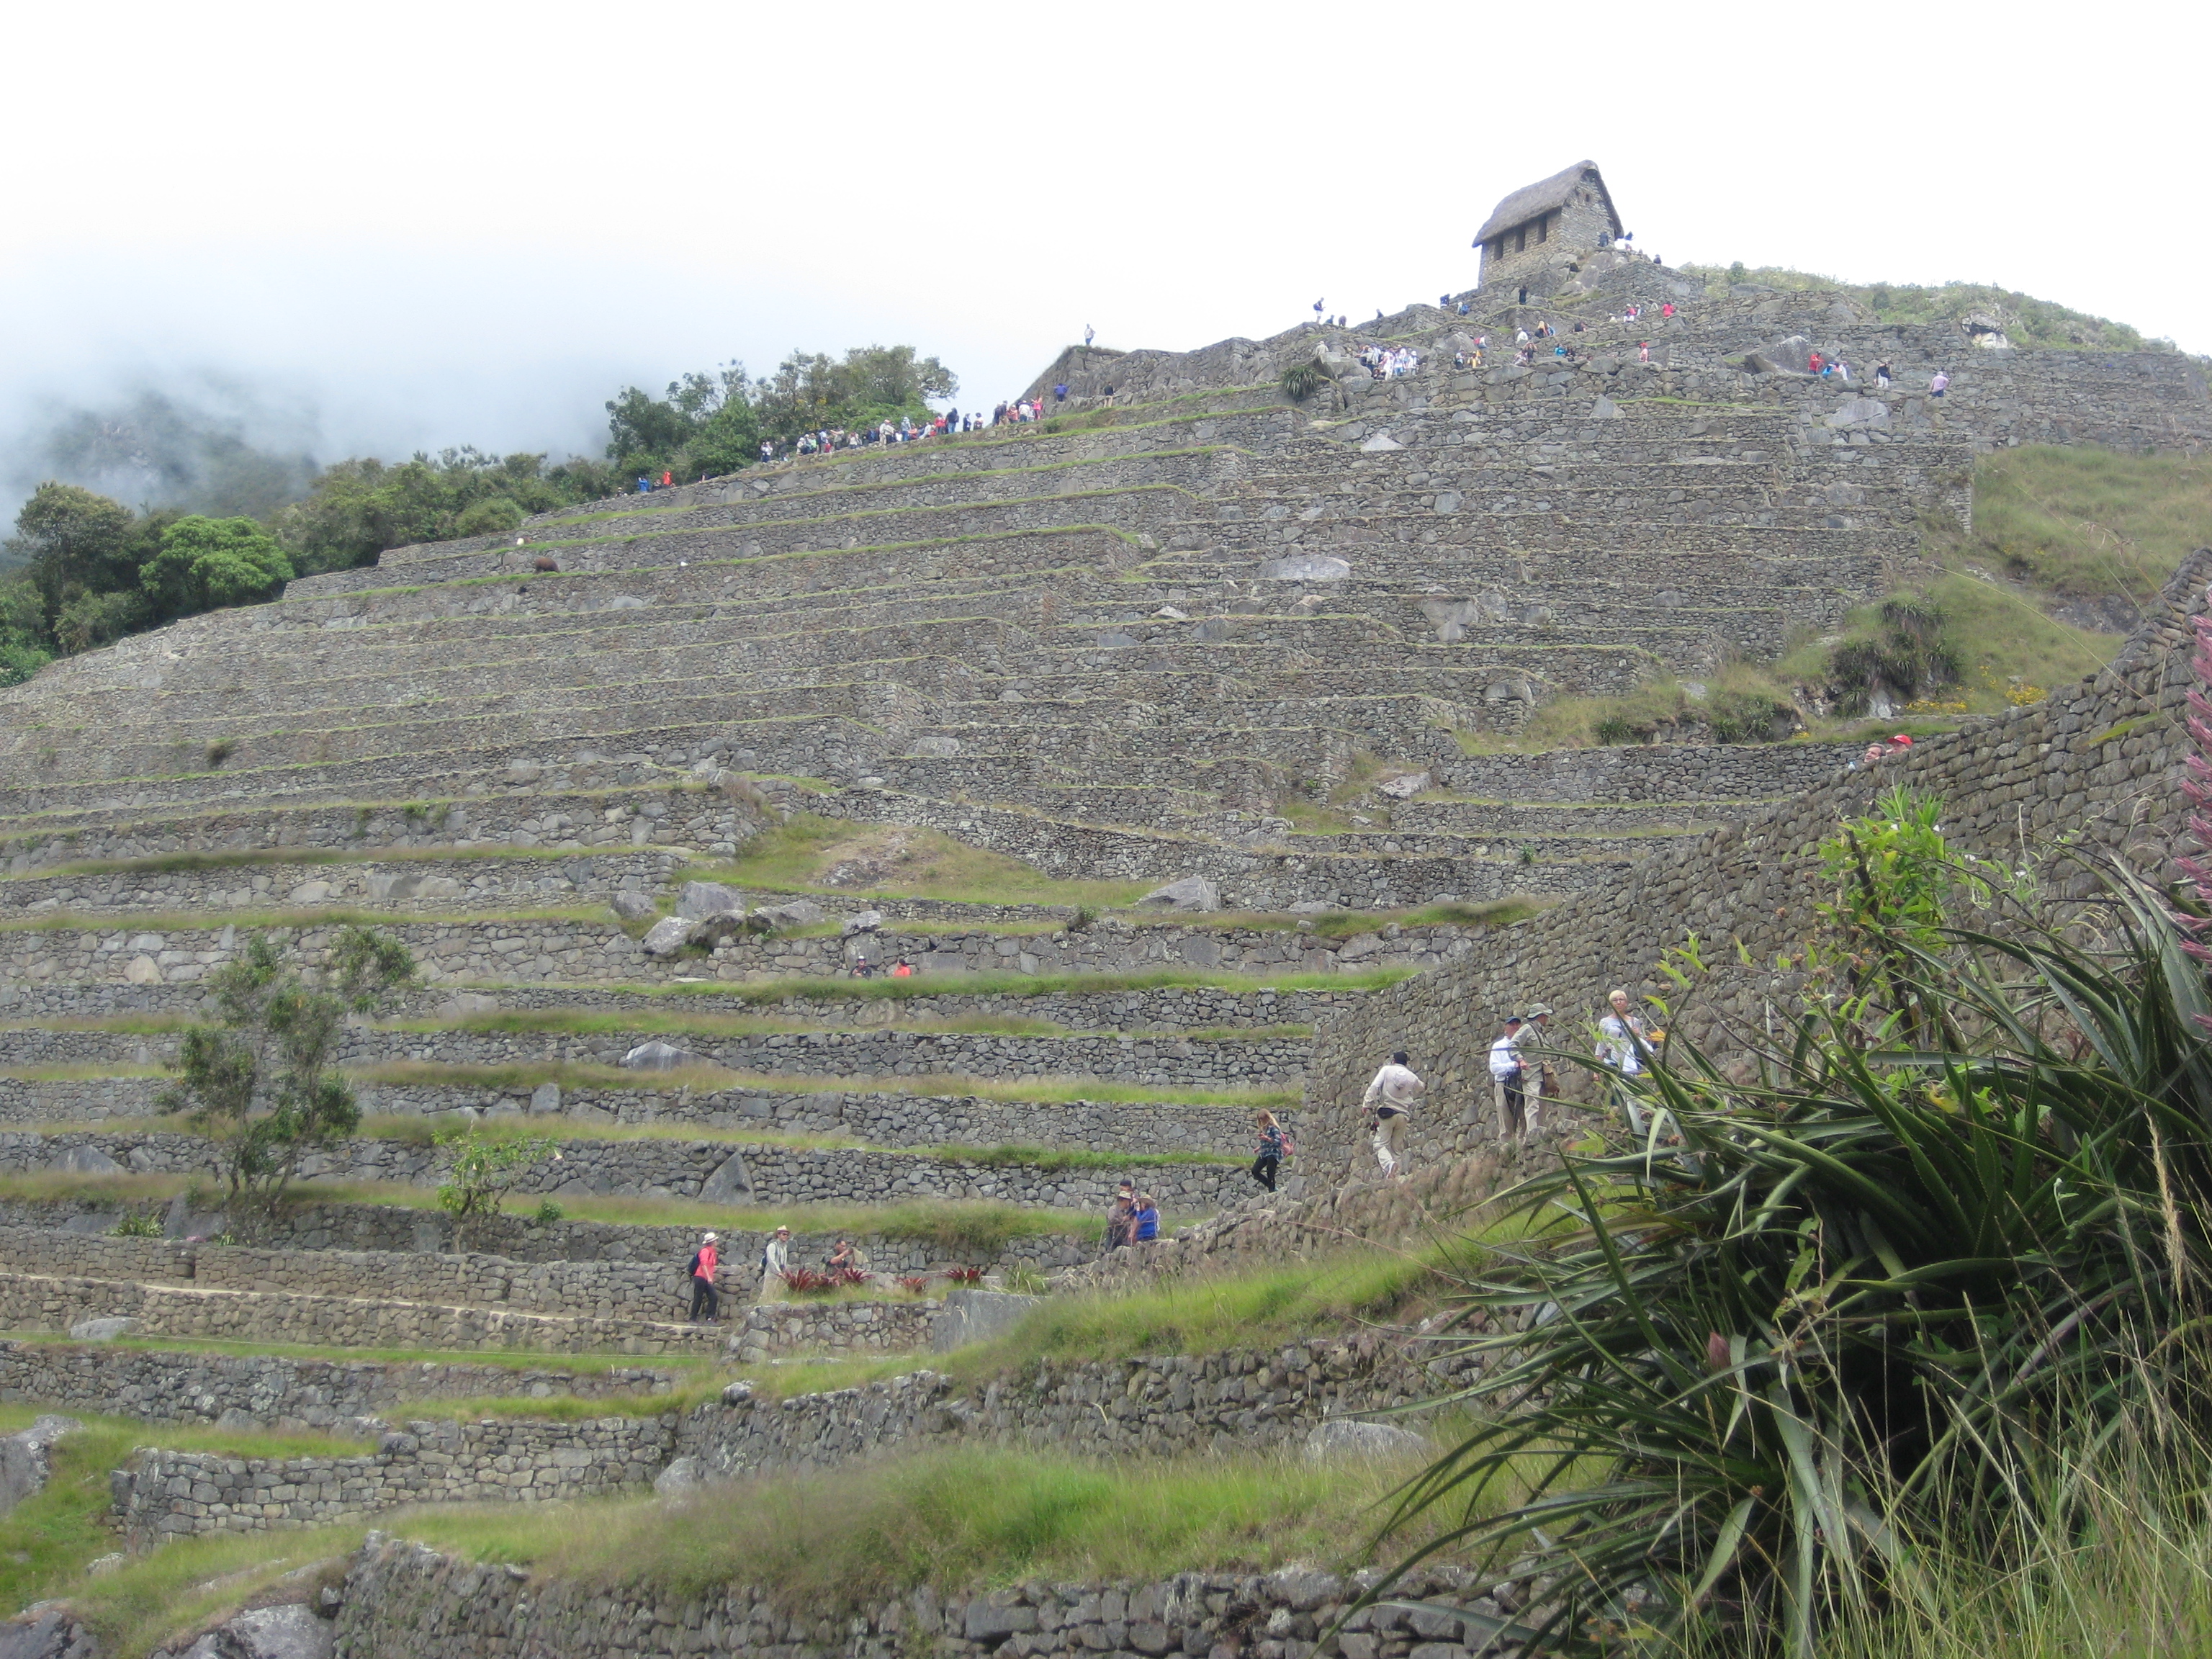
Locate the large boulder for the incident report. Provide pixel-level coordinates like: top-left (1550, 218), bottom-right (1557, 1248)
top-left (750, 898), bottom-right (825, 930)
top-left (608, 891), bottom-right (657, 922)
top-left (639, 917), bottom-right (691, 958)
top-left (1745, 333), bottom-right (1814, 375)
top-left (1136, 876), bottom-right (1220, 913)
top-left (621, 1041), bottom-right (703, 1072)
top-left (840, 909), bottom-right (884, 938)
top-left (932, 1289), bottom-right (1041, 1352)
top-left (1358, 431), bottom-right (1403, 451)
top-left (52, 1146), bottom-right (120, 1176)
top-left (1825, 397), bottom-right (1892, 429)
top-left (1303, 1419), bottom-right (1431, 1462)
top-left (156, 1604), bottom-right (334, 1659)
top-left (0, 1416), bottom-right (80, 1516)
top-left (1257, 555), bottom-right (1352, 582)
top-left (0, 1608), bottom-right (98, 1659)
top-left (67, 1316), bottom-right (137, 1341)
top-left (654, 1455), bottom-right (703, 1496)
top-left (675, 881), bottom-right (745, 921)
top-left (696, 1149), bottom-right (753, 1205)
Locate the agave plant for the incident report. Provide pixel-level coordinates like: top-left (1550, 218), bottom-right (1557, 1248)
top-left (1280, 361), bottom-right (1326, 403)
top-left (1374, 791), bottom-right (2212, 1656)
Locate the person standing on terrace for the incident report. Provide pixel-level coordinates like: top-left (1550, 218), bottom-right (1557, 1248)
top-left (1359, 1051), bottom-right (1424, 1178)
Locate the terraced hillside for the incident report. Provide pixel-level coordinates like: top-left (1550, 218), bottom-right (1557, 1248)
top-left (0, 249), bottom-right (2203, 1656)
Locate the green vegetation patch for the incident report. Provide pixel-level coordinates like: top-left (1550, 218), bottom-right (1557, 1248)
top-left (1937, 443), bottom-right (2212, 602)
top-left (0, 1404), bottom-right (371, 1646)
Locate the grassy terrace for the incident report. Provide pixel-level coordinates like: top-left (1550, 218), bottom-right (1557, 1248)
top-left (375, 1007), bottom-right (1316, 1040)
top-left (18, 1448), bottom-right (1450, 1657)
top-left (349, 1059), bottom-right (1298, 1110)
top-left (0, 1172), bottom-right (1106, 1248)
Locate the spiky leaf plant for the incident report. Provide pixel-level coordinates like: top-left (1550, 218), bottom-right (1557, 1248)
top-left (1374, 788), bottom-right (2212, 1656)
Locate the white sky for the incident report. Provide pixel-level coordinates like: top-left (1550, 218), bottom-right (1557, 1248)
top-left (1, 0), bottom-right (2204, 472)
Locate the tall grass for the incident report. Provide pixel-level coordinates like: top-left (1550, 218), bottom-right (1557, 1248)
top-left (1942, 444), bottom-right (2212, 602)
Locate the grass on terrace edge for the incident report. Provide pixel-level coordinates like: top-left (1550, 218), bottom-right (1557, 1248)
top-left (347, 1058), bottom-right (1300, 1110)
top-left (378, 1007), bottom-right (1317, 1041)
top-left (0, 1172), bottom-right (1107, 1249)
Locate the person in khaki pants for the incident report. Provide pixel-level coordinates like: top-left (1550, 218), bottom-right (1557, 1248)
top-left (1359, 1051), bottom-right (1424, 1177)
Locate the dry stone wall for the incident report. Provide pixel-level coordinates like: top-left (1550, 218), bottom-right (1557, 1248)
top-left (0, 1195), bottom-right (1090, 1277)
top-left (0, 850), bottom-right (681, 917)
top-left (0, 1269), bottom-right (720, 1353)
top-left (1303, 552), bottom-right (2212, 1169)
top-left (0, 1129), bottom-right (1248, 1213)
top-left (0, 1340), bottom-right (674, 1427)
top-left (116, 1412), bottom-right (677, 1544)
top-left (329, 1025), bottom-right (1308, 1089)
top-left (0, 913), bottom-right (1478, 994)
top-left (331, 1537), bottom-right (1507, 1659)
top-left (351, 1078), bottom-right (1273, 1160)
top-left (676, 1334), bottom-right (1470, 1480)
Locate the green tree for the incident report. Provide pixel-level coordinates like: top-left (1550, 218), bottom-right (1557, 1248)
top-left (273, 449), bottom-right (613, 574)
top-left (6, 482), bottom-right (151, 629)
top-left (158, 927), bottom-right (417, 1229)
top-left (752, 344), bottom-right (956, 444)
top-left (140, 515), bottom-right (294, 623)
top-left (604, 361), bottom-right (754, 477)
top-left (435, 1125), bottom-right (559, 1250)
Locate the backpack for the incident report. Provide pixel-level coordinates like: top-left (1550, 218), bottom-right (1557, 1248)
top-left (685, 1250), bottom-right (703, 1277)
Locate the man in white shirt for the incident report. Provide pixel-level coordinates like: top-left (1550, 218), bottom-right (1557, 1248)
top-left (1488, 1015), bottom-right (1527, 1140)
top-left (1359, 1051), bottom-right (1424, 1178)
top-left (757, 1225), bottom-right (792, 1303)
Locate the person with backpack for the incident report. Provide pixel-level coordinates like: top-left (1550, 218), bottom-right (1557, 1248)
top-left (1359, 1051), bottom-right (1424, 1178)
top-left (1251, 1110), bottom-right (1292, 1191)
top-left (758, 1226), bottom-right (791, 1302)
top-left (686, 1232), bottom-right (721, 1323)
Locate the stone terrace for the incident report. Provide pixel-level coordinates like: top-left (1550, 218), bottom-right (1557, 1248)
top-left (0, 254), bottom-right (2202, 1587)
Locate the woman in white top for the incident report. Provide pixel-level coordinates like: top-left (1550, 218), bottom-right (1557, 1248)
top-left (1599, 989), bottom-right (1655, 1134)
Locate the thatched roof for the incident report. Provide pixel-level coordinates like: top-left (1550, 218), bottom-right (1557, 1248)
top-left (1473, 161), bottom-right (1621, 248)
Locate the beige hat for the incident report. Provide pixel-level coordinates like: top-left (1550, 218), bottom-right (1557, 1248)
top-left (1526, 1002), bottom-right (1554, 1017)
top-left (703, 1231), bottom-right (718, 1242)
